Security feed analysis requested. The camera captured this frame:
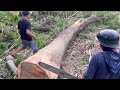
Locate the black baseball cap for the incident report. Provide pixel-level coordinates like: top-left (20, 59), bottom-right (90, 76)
top-left (22, 11), bottom-right (31, 16)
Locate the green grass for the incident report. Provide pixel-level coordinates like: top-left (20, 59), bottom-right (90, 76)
top-left (96, 11), bottom-right (120, 30)
top-left (36, 34), bottom-right (46, 48)
top-left (15, 58), bottom-right (22, 67)
top-left (80, 54), bottom-right (89, 65)
top-left (77, 33), bottom-right (93, 40)
top-left (15, 55), bottom-right (27, 67)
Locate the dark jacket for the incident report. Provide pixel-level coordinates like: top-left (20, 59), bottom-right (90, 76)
top-left (18, 18), bottom-right (32, 41)
top-left (83, 50), bottom-right (120, 79)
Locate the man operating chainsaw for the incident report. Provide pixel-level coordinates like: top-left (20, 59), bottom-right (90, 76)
top-left (81, 29), bottom-right (120, 79)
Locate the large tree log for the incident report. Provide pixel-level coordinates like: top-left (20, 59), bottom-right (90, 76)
top-left (17, 15), bottom-right (100, 79)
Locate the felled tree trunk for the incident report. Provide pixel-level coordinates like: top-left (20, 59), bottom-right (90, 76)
top-left (17, 15), bottom-right (100, 79)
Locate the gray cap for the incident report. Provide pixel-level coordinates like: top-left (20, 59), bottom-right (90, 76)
top-left (96, 29), bottom-right (120, 48)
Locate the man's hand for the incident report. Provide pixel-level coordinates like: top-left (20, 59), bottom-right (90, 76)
top-left (26, 29), bottom-right (37, 40)
top-left (32, 36), bottom-right (37, 40)
top-left (79, 74), bottom-right (83, 79)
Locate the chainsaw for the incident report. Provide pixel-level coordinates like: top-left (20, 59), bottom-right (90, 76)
top-left (38, 62), bottom-right (78, 79)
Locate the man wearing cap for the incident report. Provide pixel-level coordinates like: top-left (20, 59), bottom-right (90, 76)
top-left (81, 29), bottom-right (120, 79)
top-left (11, 11), bottom-right (39, 58)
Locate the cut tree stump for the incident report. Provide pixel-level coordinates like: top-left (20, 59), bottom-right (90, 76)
top-left (17, 15), bottom-right (100, 79)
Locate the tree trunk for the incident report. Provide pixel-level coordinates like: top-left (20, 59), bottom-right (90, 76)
top-left (17, 15), bottom-right (100, 79)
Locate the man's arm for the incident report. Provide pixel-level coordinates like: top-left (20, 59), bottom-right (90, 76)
top-left (26, 21), bottom-right (37, 40)
top-left (26, 29), bottom-right (37, 40)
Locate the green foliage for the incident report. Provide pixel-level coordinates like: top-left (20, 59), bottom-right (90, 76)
top-left (0, 43), bottom-right (6, 54)
top-left (36, 34), bottom-right (46, 48)
top-left (77, 11), bottom-right (120, 31)
top-left (78, 33), bottom-right (92, 40)
top-left (0, 11), bottom-right (20, 27)
top-left (2, 31), bottom-right (15, 42)
top-left (81, 11), bottom-right (93, 18)
top-left (54, 17), bottom-right (67, 33)
top-left (85, 24), bottom-right (103, 32)
top-left (0, 11), bottom-right (10, 26)
top-left (96, 11), bottom-right (120, 29)
top-left (15, 56), bottom-right (23, 67)
top-left (81, 54), bottom-right (89, 65)
top-left (108, 17), bottom-right (120, 30)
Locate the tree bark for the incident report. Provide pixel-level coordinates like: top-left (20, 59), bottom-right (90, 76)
top-left (17, 15), bottom-right (100, 79)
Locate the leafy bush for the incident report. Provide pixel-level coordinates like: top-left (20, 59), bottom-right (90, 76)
top-left (0, 43), bottom-right (6, 55)
top-left (108, 17), bottom-right (120, 29)
top-left (0, 11), bottom-right (20, 27)
top-left (2, 31), bottom-right (15, 42)
top-left (36, 34), bottom-right (46, 48)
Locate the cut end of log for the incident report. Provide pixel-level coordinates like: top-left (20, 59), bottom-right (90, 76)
top-left (17, 62), bottom-right (49, 79)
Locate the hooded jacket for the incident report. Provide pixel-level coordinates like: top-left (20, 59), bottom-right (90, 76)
top-left (104, 51), bottom-right (120, 79)
top-left (83, 50), bottom-right (120, 79)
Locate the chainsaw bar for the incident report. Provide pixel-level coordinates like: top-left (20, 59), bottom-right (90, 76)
top-left (38, 62), bottom-right (78, 79)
